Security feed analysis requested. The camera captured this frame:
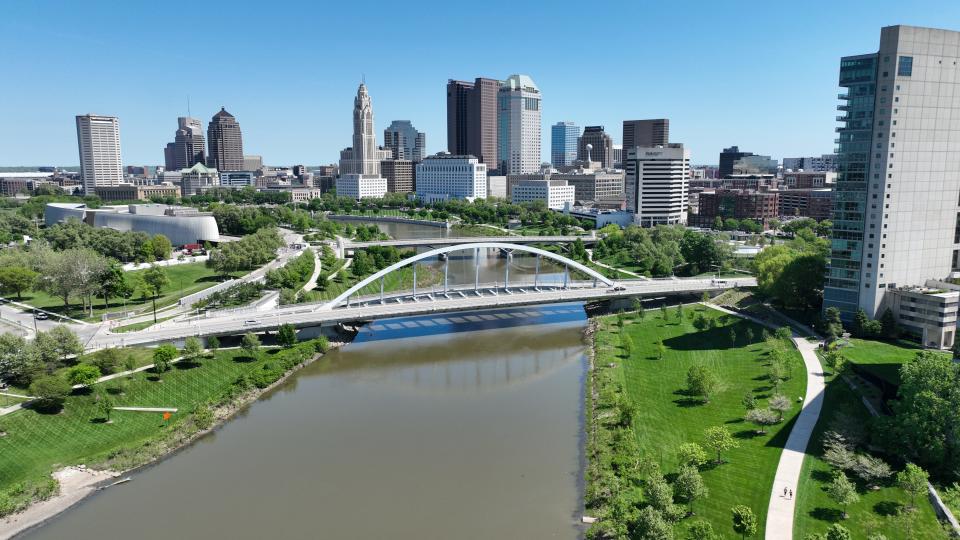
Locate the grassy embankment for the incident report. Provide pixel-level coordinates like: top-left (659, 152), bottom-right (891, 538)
top-left (18, 262), bottom-right (231, 321)
top-left (587, 306), bottom-right (805, 537)
top-left (0, 339), bottom-right (329, 516)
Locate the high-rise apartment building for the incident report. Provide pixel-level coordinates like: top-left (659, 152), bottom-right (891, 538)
top-left (447, 77), bottom-right (500, 169)
top-left (498, 74), bottom-right (541, 175)
top-left (783, 154), bottom-right (839, 172)
top-left (380, 159), bottom-right (414, 193)
top-left (578, 126), bottom-right (614, 168)
top-left (551, 122), bottom-right (580, 167)
top-left (824, 26), bottom-right (960, 336)
top-left (624, 144), bottom-right (689, 227)
top-left (622, 119), bottom-right (669, 149)
top-left (383, 120), bottom-right (426, 162)
top-left (75, 114), bottom-right (123, 195)
top-left (206, 108), bottom-right (244, 172)
top-left (164, 117), bottom-right (206, 172)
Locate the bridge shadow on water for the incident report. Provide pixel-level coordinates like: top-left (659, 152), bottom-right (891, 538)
top-left (352, 301), bottom-right (588, 343)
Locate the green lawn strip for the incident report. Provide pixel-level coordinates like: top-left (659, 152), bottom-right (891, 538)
top-left (18, 263), bottom-right (231, 321)
top-left (593, 307), bottom-right (806, 536)
top-left (841, 338), bottom-right (948, 387)
top-left (793, 373), bottom-right (945, 539)
top-left (0, 342), bottom-right (325, 503)
top-left (112, 316), bottom-right (176, 333)
top-left (307, 264), bottom-right (439, 302)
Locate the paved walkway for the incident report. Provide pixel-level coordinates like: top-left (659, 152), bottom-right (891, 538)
top-left (302, 248), bottom-right (323, 292)
top-left (765, 337), bottom-right (825, 540)
top-left (586, 250), bottom-right (646, 279)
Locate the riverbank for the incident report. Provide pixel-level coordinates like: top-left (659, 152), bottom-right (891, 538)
top-left (0, 336), bottom-right (350, 540)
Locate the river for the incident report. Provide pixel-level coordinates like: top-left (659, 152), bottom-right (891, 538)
top-left (24, 220), bottom-right (588, 539)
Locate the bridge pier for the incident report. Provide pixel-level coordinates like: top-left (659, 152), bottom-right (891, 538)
top-left (563, 265), bottom-right (569, 289)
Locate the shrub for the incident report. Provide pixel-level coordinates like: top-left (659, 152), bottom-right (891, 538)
top-left (193, 403), bottom-right (214, 430)
top-left (28, 375), bottom-right (71, 411)
top-left (66, 364), bottom-right (101, 387)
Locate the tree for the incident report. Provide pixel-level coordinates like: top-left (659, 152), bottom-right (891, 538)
top-left (742, 392), bottom-right (757, 411)
top-left (656, 338), bottom-right (666, 361)
top-left (822, 433), bottom-right (857, 471)
top-left (852, 454), bottom-right (893, 488)
top-left (96, 262), bottom-right (132, 309)
top-left (823, 307), bottom-right (844, 341)
top-left (743, 327), bottom-right (754, 345)
top-left (769, 394), bottom-right (791, 422)
top-left (822, 350), bottom-right (846, 374)
top-left (660, 304), bottom-right (668, 320)
top-left (686, 364), bottom-right (718, 403)
top-left (152, 344), bottom-right (177, 377)
top-left (745, 408), bottom-right (778, 434)
top-left (151, 234), bottom-right (172, 261)
top-left (635, 300), bottom-right (646, 321)
top-left (89, 348), bottom-right (122, 375)
top-left (775, 326), bottom-right (793, 340)
top-left (241, 332), bottom-right (261, 359)
top-left (142, 264), bottom-right (170, 323)
top-left (620, 333), bottom-right (634, 358)
top-left (634, 506), bottom-right (673, 540)
top-left (897, 463), bottom-right (929, 509)
top-left (701, 291), bottom-right (710, 304)
top-left (677, 442), bottom-right (709, 468)
top-left (827, 472), bottom-right (859, 519)
top-left (34, 326), bottom-right (83, 371)
top-left (207, 336), bottom-right (219, 356)
top-left (96, 391), bottom-right (114, 422)
top-left (676, 303), bottom-right (683, 321)
top-left (0, 333), bottom-right (41, 386)
top-left (705, 425), bottom-right (739, 463)
top-left (879, 308), bottom-right (899, 339)
top-left (693, 313), bottom-right (709, 331)
top-left (686, 520), bottom-right (717, 540)
top-left (825, 524), bottom-right (852, 540)
top-left (66, 364), bottom-right (101, 387)
top-left (731, 505), bottom-right (757, 539)
top-left (675, 465), bottom-right (709, 514)
top-left (183, 336), bottom-right (203, 364)
top-left (277, 323), bottom-right (297, 348)
top-left (28, 375), bottom-right (71, 411)
top-left (854, 308), bottom-right (870, 337)
top-left (0, 266), bottom-right (37, 300)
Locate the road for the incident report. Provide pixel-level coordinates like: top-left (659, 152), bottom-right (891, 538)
top-left (86, 277), bottom-right (756, 350)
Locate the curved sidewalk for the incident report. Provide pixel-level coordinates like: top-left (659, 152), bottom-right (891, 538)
top-left (764, 337), bottom-right (826, 539)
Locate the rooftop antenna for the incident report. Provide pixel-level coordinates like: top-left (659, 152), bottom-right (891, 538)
top-left (362, 73), bottom-right (365, 84)
top-left (187, 95), bottom-right (191, 117)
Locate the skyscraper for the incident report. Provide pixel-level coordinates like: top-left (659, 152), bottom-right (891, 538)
top-left (498, 74), bottom-right (541, 175)
top-left (383, 120), bottom-right (426, 162)
top-left (75, 114), bottom-right (122, 195)
top-left (206, 108), bottom-right (244, 172)
top-left (824, 25), bottom-right (960, 333)
top-left (447, 77), bottom-right (500, 169)
top-left (578, 126), bottom-right (613, 168)
top-left (622, 119), bottom-right (669, 149)
top-left (624, 144), bottom-right (689, 227)
top-left (551, 122), bottom-right (579, 167)
top-left (337, 83), bottom-right (389, 199)
top-left (164, 117), bottom-right (206, 172)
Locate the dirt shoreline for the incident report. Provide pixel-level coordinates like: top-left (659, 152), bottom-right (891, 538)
top-left (0, 339), bottom-right (349, 540)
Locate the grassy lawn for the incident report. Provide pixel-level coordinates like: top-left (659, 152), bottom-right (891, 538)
top-left (840, 338), bottom-right (947, 387)
top-left (593, 306), bottom-right (806, 536)
top-left (0, 347), bottom-right (286, 492)
top-left (793, 373), bottom-right (946, 539)
top-left (306, 264), bottom-right (441, 302)
top-left (18, 262), bottom-right (231, 321)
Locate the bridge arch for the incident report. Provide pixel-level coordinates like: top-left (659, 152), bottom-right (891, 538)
top-left (320, 242), bottom-right (615, 310)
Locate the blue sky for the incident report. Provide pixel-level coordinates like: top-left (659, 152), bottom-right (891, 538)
top-left (2, 0), bottom-right (959, 167)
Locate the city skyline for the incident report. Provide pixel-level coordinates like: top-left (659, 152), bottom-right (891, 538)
top-left (3, 1), bottom-right (960, 167)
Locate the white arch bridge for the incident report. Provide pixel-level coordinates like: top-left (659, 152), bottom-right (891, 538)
top-left (94, 242), bottom-right (755, 349)
top-left (321, 242), bottom-right (614, 310)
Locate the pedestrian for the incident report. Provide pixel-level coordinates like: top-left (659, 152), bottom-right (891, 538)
top-left (783, 487), bottom-right (788, 497)
top-left (789, 489), bottom-right (793, 499)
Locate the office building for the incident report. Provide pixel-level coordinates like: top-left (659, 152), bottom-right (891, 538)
top-left (577, 126), bottom-right (614, 168)
top-left (612, 144), bottom-right (623, 168)
top-left (164, 117), bottom-right (206, 171)
top-left (782, 171), bottom-right (836, 189)
top-left (339, 83), bottom-right (390, 176)
top-left (551, 121), bottom-right (580, 167)
top-left (243, 155), bottom-right (262, 171)
top-left (510, 179), bottom-right (575, 210)
top-left (336, 174), bottom-right (388, 199)
top-left (75, 114), bottom-right (123, 195)
top-left (415, 154), bottom-right (487, 203)
top-left (624, 144), bottom-right (689, 227)
top-left (693, 189), bottom-right (779, 228)
top-left (783, 154), bottom-right (839, 172)
top-left (498, 74), bottom-right (541, 175)
top-left (220, 171), bottom-right (256, 188)
top-left (447, 77), bottom-right (500, 169)
top-left (553, 169), bottom-right (625, 202)
top-left (622, 119), bottom-right (669, 149)
top-left (383, 120), bottom-right (426, 162)
top-left (180, 162), bottom-right (220, 196)
top-left (93, 184), bottom-right (181, 202)
top-left (381, 159), bottom-right (414, 193)
top-left (206, 108), bottom-right (244, 171)
top-left (823, 25), bottom-right (960, 337)
top-left (778, 189), bottom-right (835, 221)
top-left (718, 146), bottom-right (753, 178)
top-left (289, 188), bottom-right (324, 203)
top-left (487, 175), bottom-right (507, 198)
top-left (731, 154), bottom-right (778, 175)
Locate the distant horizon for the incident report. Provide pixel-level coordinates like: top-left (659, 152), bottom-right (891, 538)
top-left (2, 1), bottom-right (959, 167)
